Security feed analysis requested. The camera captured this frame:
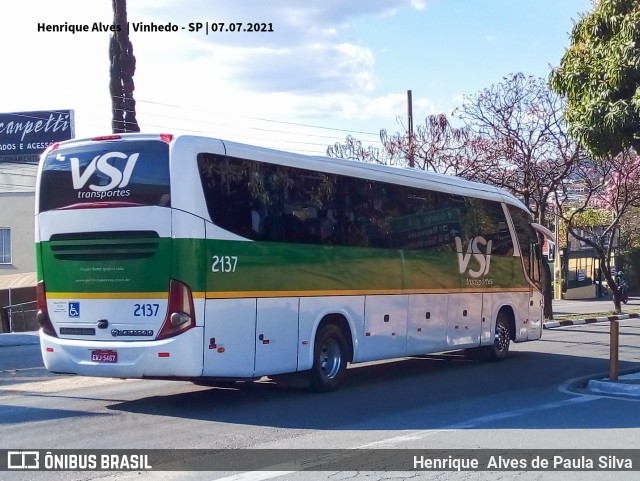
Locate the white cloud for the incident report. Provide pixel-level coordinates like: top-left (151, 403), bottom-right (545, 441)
top-left (209, 42), bottom-right (376, 94)
top-left (127, 0), bottom-right (423, 94)
top-left (296, 92), bottom-right (435, 123)
top-left (1, 0), bottom-right (436, 154)
top-left (410, 0), bottom-right (428, 10)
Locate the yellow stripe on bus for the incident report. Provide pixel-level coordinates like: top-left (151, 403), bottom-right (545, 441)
top-left (46, 292), bottom-right (167, 300)
top-left (46, 288), bottom-right (530, 300)
top-left (204, 287), bottom-right (530, 299)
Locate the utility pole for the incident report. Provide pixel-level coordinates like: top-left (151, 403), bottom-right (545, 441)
top-left (407, 90), bottom-right (414, 168)
top-left (554, 212), bottom-right (563, 299)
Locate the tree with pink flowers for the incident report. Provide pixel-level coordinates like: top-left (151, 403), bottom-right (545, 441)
top-left (556, 151), bottom-right (640, 312)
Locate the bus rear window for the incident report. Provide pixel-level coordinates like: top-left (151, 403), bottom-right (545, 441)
top-left (39, 140), bottom-right (170, 212)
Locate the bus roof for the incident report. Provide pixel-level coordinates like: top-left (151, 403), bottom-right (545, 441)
top-left (47, 132), bottom-right (529, 212)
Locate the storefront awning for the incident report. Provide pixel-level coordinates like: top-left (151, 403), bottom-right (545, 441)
top-left (0, 272), bottom-right (37, 290)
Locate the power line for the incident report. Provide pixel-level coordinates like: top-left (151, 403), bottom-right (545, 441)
top-left (130, 108), bottom-right (360, 143)
top-left (136, 99), bottom-right (379, 136)
top-left (78, 97), bottom-right (385, 155)
top-left (118, 97), bottom-right (381, 138)
top-left (0, 110), bottom-right (72, 123)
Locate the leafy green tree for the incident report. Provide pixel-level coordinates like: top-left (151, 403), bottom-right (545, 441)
top-left (110, 0), bottom-right (140, 133)
top-left (549, 0), bottom-right (640, 158)
top-left (550, 0), bottom-right (640, 311)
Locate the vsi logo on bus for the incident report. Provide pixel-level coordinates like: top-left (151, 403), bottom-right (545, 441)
top-left (455, 236), bottom-right (493, 280)
top-left (57, 151), bottom-right (139, 199)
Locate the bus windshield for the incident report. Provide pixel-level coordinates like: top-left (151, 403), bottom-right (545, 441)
top-left (38, 139), bottom-right (170, 212)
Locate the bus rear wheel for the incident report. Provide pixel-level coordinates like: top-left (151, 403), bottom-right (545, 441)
top-left (489, 312), bottom-right (511, 361)
top-left (309, 324), bottom-right (348, 392)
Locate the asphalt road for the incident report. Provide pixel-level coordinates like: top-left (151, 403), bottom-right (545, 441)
top-left (3, 298), bottom-right (640, 480)
top-left (2, 314), bottom-right (640, 480)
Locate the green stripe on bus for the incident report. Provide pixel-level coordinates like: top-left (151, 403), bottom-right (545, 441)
top-left (199, 239), bottom-right (528, 294)
top-left (38, 237), bottom-right (529, 295)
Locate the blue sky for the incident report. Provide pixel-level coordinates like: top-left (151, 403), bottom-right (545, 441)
top-left (3, 0), bottom-right (592, 155)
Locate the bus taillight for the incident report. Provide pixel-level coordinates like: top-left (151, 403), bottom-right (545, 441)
top-left (36, 281), bottom-right (58, 338)
top-left (156, 280), bottom-right (196, 340)
top-left (46, 142), bottom-right (60, 154)
top-left (92, 135), bottom-right (122, 141)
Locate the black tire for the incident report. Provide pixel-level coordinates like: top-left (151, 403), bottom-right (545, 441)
top-left (489, 312), bottom-right (511, 361)
top-left (309, 324), bottom-right (348, 392)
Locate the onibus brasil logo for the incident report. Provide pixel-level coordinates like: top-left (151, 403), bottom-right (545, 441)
top-left (455, 236), bottom-right (493, 286)
top-left (56, 151), bottom-right (139, 199)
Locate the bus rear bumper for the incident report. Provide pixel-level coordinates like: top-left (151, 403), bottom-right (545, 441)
top-left (39, 328), bottom-right (204, 378)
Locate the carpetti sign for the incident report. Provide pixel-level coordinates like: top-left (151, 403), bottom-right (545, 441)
top-left (0, 110), bottom-right (75, 163)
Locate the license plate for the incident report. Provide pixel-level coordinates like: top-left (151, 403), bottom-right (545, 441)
top-left (91, 350), bottom-right (118, 363)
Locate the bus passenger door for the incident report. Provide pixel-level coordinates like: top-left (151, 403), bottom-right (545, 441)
top-left (254, 297), bottom-right (299, 376)
top-left (447, 293), bottom-right (483, 348)
top-left (480, 294), bottom-right (493, 346)
top-left (528, 289), bottom-right (544, 340)
top-left (527, 243), bottom-right (544, 340)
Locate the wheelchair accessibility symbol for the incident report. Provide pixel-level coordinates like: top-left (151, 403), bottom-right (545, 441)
top-left (68, 302), bottom-right (80, 318)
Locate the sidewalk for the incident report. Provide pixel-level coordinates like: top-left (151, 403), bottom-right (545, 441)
top-left (550, 296), bottom-right (640, 317)
top-left (545, 296), bottom-right (640, 398)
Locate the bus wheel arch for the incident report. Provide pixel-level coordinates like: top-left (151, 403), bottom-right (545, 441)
top-left (309, 314), bottom-right (353, 392)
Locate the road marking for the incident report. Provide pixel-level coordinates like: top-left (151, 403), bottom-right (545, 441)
top-left (209, 394), bottom-right (600, 481)
top-left (1, 376), bottom-right (132, 393)
top-left (211, 471), bottom-right (296, 481)
top-left (446, 395), bottom-right (597, 429)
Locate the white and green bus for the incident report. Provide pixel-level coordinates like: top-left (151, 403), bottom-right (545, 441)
top-left (35, 133), bottom-right (550, 391)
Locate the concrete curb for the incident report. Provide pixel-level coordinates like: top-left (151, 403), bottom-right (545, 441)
top-left (543, 312), bottom-right (640, 329)
top-left (587, 372), bottom-right (640, 398)
top-left (543, 314), bottom-right (640, 398)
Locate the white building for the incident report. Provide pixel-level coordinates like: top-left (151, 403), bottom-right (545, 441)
top-left (0, 162), bottom-right (37, 276)
top-left (0, 163), bottom-right (37, 332)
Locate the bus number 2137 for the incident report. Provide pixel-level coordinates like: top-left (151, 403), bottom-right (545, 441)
top-left (211, 255), bottom-right (238, 273)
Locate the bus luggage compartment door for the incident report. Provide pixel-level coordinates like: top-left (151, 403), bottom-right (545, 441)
top-left (446, 293), bottom-right (482, 348)
top-left (254, 297), bottom-right (299, 376)
top-left (203, 298), bottom-right (256, 377)
top-left (361, 295), bottom-right (408, 362)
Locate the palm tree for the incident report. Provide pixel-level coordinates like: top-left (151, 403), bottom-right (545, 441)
top-left (110, 0), bottom-right (140, 133)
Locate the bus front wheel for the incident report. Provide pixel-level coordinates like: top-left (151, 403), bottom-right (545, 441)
top-left (489, 312), bottom-right (511, 361)
top-left (309, 324), bottom-right (348, 392)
